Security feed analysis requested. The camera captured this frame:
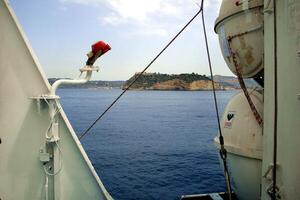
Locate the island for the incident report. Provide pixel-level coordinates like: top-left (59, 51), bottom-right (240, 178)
top-left (122, 72), bottom-right (225, 90)
top-left (48, 74), bottom-right (259, 90)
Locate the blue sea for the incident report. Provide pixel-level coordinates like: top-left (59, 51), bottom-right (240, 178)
top-left (57, 89), bottom-right (237, 200)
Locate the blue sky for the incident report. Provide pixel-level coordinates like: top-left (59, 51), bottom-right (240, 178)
top-left (10, 0), bottom-right (233, 80)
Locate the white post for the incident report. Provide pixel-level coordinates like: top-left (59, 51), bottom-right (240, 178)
top-left (46, 65), bottom-right (98, 199)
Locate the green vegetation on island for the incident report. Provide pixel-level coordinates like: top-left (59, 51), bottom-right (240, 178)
top-left (122, 72), bottom-right (223, 90)
top-left (48, 74), bottom-right (259, 90)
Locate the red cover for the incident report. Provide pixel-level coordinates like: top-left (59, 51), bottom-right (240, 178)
top-left (92, 41), bottom-right (111, 55)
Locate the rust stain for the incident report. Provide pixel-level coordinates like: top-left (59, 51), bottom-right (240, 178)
top-left (245, 46), bottom-right (255, 65)
top-left (238, 36), bottom-right (247, 49)
top-left (237, 35), bottom-right (255, 65)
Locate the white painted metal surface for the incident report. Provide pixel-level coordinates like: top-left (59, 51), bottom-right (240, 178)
top-left (0, 0), bottom-right (112, 199)
top-left (262, 0), bottom-right (300, 199)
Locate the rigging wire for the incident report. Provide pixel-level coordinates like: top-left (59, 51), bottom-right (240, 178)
top-left (272, 0), bottom-right (278, 199)
top-left (78, 6), bottom-right (203, 140)
top-left (200, 6), bottom-right (233, 200)
top-left (78, 2), bottom-right (233, 198)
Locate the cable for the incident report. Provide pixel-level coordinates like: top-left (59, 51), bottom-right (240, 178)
top-left (272, 0), bottom-right (278, 199)
top-left (78, 6), bottom-right (203, 140)
top-left (44, 101), bottom-right (63, 176)
top-left (201, 7), bottom-right (232, 200)
top-left (76, 1), bottom-right (233, 198)
top-left (45, 175), bottom-right (49, 200)
top-left (201, 10), bottom-right (232, 200)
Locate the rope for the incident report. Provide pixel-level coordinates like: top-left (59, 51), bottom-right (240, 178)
top-left (78, 7), bottom-right (203, 140)
top-left (78, 2), bottom-right (233, 199)
top-left (201, 8), bottom-right (233, 200)
top-left (272, 0), bottom-right (278, 198)
top-left (227, 33), bottom-right (263, 126)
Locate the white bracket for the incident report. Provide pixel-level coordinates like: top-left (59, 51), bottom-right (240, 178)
top-left (29, 95), bottom-right (60, 113)
top-left (263, 163), bottom-right (281, 199)
top-left (263, 0), bottom-right (274, 14)
top-left (46, 122), bottom-right (60, 143)
top-left (39, 145), bottom-right (50, 163)
top-left (29, 95), bottom-right (60, 100)
top-left (50, 65), bottom-right (99, 96)
top-left (263, 164), bottom-right (273, 180)
top-left (263, 162), bottom-right (280, 180)
top-left (79, 66), bottom-right (99, 73)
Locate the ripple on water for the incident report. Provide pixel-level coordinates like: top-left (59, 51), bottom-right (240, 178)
top-left (58, 89), bottom-right (237, 200)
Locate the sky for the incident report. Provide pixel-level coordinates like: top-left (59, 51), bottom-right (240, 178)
top-left (10, 0), bottom-right (233, 80)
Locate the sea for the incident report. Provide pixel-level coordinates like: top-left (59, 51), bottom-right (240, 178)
top-left (57, 88), bottom-right (238, 200)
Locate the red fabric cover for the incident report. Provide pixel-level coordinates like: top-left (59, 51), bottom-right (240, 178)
top-left (92, 41), bottom-right (111, 55)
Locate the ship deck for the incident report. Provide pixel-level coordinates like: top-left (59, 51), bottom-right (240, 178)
top-left (181, 192), bottom-right (237, 200)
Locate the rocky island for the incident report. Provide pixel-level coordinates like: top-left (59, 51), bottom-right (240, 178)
top-left (48, 74), bottom-right (259, 90)
top-left (122, 72), bottom-right (224, 90)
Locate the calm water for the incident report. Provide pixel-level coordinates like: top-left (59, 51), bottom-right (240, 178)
top-left (57, 89), bottom-right (237, 200)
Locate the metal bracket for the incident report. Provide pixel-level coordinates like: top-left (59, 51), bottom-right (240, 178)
top-left (46, 122), bottom-right (60, 143)
top-left (263, 163), bottom-right (281, 199)
top-left (266, 183), bottom-right (281, 200)
top-left (79, 66), bottom-right (99, 73)
top-left (29, 95), bottom-right (60, 113)
top-left (29, 95), bottom-right (60, 100)
top-left (263, 162), bottom-right (280, 180)
top-left (263, 163), bottom-right (274, 180)
top-left (263, 0), bottom-right (274, 14)
top-left (39, 145), bottom-right (50, 163)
